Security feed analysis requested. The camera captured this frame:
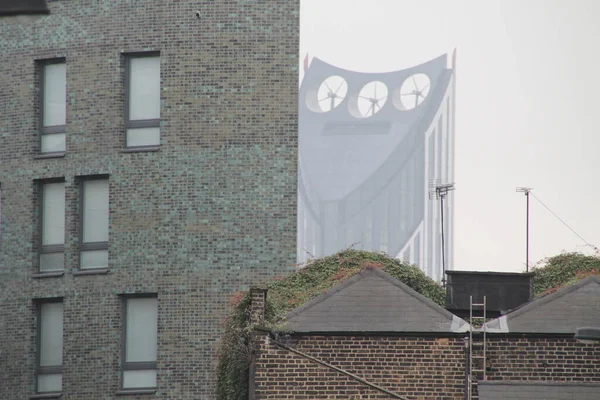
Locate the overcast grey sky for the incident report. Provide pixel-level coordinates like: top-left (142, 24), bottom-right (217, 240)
top-left (300, 0), bottom-right (600, 272)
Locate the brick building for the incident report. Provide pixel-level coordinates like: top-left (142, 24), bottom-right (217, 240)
top-left (251, 273), bottom-right (600, 400)
top-left (0, 1), bottom-right (298, 398)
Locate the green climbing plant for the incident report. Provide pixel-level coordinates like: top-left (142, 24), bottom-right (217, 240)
top-left (532, 252), bottom-right (600, 297)
top-left (216, 249), bottom-right (445, 400)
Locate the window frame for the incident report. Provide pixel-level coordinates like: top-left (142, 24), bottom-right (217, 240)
top-left (124, 51), bottom-right (161, 150)
top-left (37, 178), bottom-right (66, 274)
top-left (78, 175), bottom-right (109, 271)
top-left (38, 58), bottom-right (67, 155)
top-left (121, 294), bottom-right (159, 391)
top-left (35, 298), bottom-right (64, 395)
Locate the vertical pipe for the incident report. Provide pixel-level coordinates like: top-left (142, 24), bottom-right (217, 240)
top-left (464, 338), bottom-right (470, 400)
top-left (526, 191), bottom-right (530, 272)
top-left (440, 195), bottom-right (446, 286)
top-left (483, 296), bottom-right (487, 381)
top-left (468, 295), bottom-right (473, 400)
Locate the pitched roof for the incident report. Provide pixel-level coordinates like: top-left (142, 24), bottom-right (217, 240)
top-left (282, 268), bottom-right (468, 333)
top-left (485, 275), bottom-right (600, 333)
top-left (478, 381), bottom-right (600, 400)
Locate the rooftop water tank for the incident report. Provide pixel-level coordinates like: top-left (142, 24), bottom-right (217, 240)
top-left (445, 271), bottom-right (534, 318)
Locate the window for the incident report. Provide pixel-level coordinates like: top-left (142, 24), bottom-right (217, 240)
top-left (122, 296), bottom-right (158, 389)
top-left (80, 178), bottom-right (109, 269)
top-left (36, 300), bottom-right (63, 393)
top-left (39, 181), bottom-right (65, 272)
top-left (125, 54), bottom-right (160, 148)
top-left (40, 60), bottom-right (66, 153)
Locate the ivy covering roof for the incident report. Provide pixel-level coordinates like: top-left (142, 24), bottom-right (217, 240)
top-left (217, 249), bottom-right (445, 400)
top-left (265, 249), bottom-right (446, 316)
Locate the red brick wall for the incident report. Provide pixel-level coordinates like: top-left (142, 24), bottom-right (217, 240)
top-left (254, 333), bottom-right (466, 400)
top-left (486, 337), bottom-right (600, 382)
top-left (254, 334), bottom-right (600, 400)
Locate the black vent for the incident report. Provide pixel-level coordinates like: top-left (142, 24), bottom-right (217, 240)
top-left (445, 271), bottom-right (533, 318)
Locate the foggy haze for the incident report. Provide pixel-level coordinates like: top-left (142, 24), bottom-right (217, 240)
top-left (300, 0), bottom-right (600, 272)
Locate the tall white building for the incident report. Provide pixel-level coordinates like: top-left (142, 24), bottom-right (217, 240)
top-left (298, 53), bottom-right (456, 282)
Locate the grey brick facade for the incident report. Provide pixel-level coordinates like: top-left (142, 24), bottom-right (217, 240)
top-left (0, 1), bottom-right (298, 398)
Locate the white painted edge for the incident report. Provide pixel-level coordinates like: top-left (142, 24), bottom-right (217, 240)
top-left (485, 315), bottom-right (509, 333)
top-left (451, 315), bottom-right (471, 333)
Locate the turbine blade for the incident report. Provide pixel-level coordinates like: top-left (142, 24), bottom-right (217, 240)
top-left (334, 80), bottom-right (345, 94)
top-left (412, 75), bottom-right (418, 90)
top-left (324, 81), bottom-right (333, 93)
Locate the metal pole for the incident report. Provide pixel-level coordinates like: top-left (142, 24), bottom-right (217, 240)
top-left (432, 183), bottom-right (454, 285)
top-left (526, 191), bottom-right (530, 272)
top-left (440, 194), bottom-right (446, 287)
top-left (468, 295), bottom-right (473, 400)
top-left (516, 187), bottom-right (532, 272)
top-left (483, 296), bottom-right (487, 381)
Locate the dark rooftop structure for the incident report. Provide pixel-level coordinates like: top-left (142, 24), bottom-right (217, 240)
top-left (283, 268), bottom-right (469, 333)
top-left (485, 275), bottom-right (600, 333)
top-left (478, 381), bottom-right (600, 400)
top-left (445, 270), bottom-right (534, 318)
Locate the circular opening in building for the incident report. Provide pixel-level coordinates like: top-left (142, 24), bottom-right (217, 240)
top-left (394, 73), bottom-right (430, 111)
top-left (306, 75), bottom-right (348, 113)
top-left (350, 81), bottom-right (388, 118)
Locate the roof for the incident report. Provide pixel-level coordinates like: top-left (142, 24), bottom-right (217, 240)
top-left (282, 268), bottom-right (468, 333)
top-left (478, 381), bottom-right (600, 400)
top-left (485, 275), bottom-right (600, 333)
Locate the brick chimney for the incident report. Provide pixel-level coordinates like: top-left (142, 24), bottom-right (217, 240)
top-left (249, 287), bottom-right (267, 326)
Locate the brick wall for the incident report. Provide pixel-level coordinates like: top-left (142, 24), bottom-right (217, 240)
top-left (0, 1), bottom-right (298, 399)
top-left (254, 333), bottom-right (467, 400)
top-left (250, 288), bottom-right (268, 326)
top-left (254, 333), bottom-right (600, 400)
top-left (486, 336), bottom-right (600, 382)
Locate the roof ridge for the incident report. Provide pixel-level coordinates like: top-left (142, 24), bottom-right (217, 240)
top-left (368, 269), bottom-right (463, 323)
top-left (283, 268), bottom-right (468, 333)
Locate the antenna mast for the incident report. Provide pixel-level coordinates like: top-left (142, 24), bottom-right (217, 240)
top-left (430, 182), bottom-right (455, 286)
top-left (516, 187), bottom-right (532, 272)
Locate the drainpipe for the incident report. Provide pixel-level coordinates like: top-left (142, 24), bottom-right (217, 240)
top-left (464, 336), bottom-right (470, 400)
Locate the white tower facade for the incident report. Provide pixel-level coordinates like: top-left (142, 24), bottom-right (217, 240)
top-left (297, 53), bottom-right (456, 282)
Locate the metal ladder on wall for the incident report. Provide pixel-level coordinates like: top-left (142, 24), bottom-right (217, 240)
top-left (467, 295), bottom-right (487, 400)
